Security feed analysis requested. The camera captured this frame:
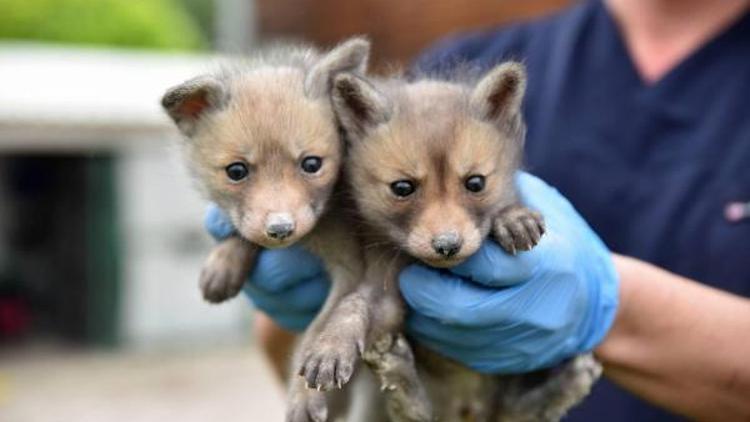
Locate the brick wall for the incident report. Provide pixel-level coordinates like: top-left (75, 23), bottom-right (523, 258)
top-left (256, 0), bottom-right (572, 67)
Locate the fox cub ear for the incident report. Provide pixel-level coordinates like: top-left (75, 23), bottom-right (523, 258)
top-left (161, 76), bottom-right (228, 136)
top-left (305, 37), bottom-right (371, 98)
top-left (470, 61), bottom-right (526, 124)
top-left (331, 72), bottom-right (391, 140)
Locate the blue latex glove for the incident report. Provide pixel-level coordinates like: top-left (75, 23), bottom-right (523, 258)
top-left (204, 206), bottom-right (329, 331)
top-left (399, 172), bottom-right (619, 374)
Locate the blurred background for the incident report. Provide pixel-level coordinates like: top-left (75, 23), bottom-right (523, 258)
top-left (0, 0), bottom-right (570, 420)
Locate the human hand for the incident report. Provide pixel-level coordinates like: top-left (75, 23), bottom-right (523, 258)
top-left (204, 205), bottom-right (329, 331)
top-left (398, 172), bottom-right (619, 373)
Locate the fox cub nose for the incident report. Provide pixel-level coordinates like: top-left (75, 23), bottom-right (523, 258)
top-left (266, 223), bottom-right (294, 239)
top-left (265, 213), bottom-right (295, 240)
top-left (431, 233), bottom-right (463, 257)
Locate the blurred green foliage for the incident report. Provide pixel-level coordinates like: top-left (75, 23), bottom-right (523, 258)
top-left (179, 0), bottom-right (215, 46)
top-left (0, 0), bottom-right (207, 50)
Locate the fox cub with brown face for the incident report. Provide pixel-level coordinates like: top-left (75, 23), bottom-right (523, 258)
top-left (162, 38), bottom-right (378, 422)
top-left (331, 63), bottom-right (601, 421)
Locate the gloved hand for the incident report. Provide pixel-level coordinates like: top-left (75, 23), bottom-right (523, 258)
top-left (204, 205), bottom-right (329, 331)
top-left (398, 172), bottom-right (619, 374)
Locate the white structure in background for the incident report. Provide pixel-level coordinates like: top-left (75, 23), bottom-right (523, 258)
top-left (0, 43), bottom-right (252, 348)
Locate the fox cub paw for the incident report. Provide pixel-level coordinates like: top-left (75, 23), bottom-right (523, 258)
top-left (199, 237), bottom-right (256, 303)
top-left (500, 354), bottom-right (602, 422)
top-left (492, 205), bottom-right (545, 254)
top-left (363, 334), bottom-right (433, 422)
top-left (299, 326), bottom-right (365, 391)
top-left (363, 333), bottom-right (418, 390)
top-left (286, 389), bottom-right (327, 422)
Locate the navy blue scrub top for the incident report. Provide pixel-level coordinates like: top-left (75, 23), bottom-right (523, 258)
top-left (414, 0), bottom-right (750, 420)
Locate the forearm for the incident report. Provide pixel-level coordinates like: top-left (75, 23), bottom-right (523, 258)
top-left (595, 254), bottom-right (750, 421)
top-left (253, 313), bottom-right (297, 384)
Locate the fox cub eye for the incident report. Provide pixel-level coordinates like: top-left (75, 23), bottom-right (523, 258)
top-left (390, 180), bottom-right (416, 197)
top-left (465, 175), bottom-right (485, 193)
top-left (301, 156), bottom-right (323, 174)
top-left (225, 162), bottom-right (249, 181)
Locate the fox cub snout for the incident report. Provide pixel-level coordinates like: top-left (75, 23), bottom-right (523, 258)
top-left (332, 62), bottom-right (545, 267)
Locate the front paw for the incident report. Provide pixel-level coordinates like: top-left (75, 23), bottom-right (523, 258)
top-left (286, 390), bottom-right (327, 422)
top-left (199, 262), bottom-right (245, 303)
top-left (492, 205), bottom-right (545, 254)
top-left (199, 238), bottom-right (256, 303)
top-left (299, 330), bottom-right (364, 391)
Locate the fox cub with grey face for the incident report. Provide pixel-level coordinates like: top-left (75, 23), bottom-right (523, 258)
top-left (162, 38), bottom-right (379, 422)
top-left (331, 63), bottom-right (601, 421)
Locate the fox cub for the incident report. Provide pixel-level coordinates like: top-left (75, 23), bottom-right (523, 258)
top-left (162, 38), bottom-right (379, 422)
top-left (330, 62), bottom-right (602, 421)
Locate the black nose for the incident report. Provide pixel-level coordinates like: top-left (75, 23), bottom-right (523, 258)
top-left (432, 233), bottom-right (462, 257)
top-left (266, 223), bottom-right (294, 240)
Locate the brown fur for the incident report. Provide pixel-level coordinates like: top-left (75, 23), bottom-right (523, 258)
top-left (180, 66), bottom-right (345, 248)
top-left (332, 63), bottom-right (600, 422)
top-left (339, 76), bottom-right (521, 269)
top-left (162, 38), bottom-right (385, 422)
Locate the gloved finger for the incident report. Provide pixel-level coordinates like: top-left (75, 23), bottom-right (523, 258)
top-left (399, 265), bottom-right (525, 327)
top-left (406, 310), bottom-right (563, 355)
top-left (450, 228), bottom-right (574, 287)
top-left (204, 204), bottom-right (236, 240)
top-left (402, 262), bottom-right (585, 328)
top-left (407, 312), bottom-right (556, 374)
top-left (449, 239), bottom-right (538, 287)
top-left (514, 171), bottom-right (589, 235)
top-left (408, 331), bottom-right (525, 374)
top-left (406, 311), bottom-right (566, 364)
top-left (249, 246), bottom-right (328, 292)
top-left (405, 312), bottom-right (500, 350)
top-left (243, 274), bottom-right (329, 315)
top-left (514, 171), bottom-right (564, 211)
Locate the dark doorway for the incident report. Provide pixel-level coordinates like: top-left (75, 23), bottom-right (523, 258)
top-left (0, 155), bottom-right (120, 347)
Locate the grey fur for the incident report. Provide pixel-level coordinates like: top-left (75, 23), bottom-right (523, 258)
top-left (161, 75), bottom-right (229, 136)
top-left (331, 62), bottom-right (601, 422)
top-left (162, 38), bottom-right (382, 422)
top-left (305, 38), bottom-right (370, 98)
top-left (161, 37), bottom-right (370, 138)
top-left (331, 73), bottom-right (392, 139)
top-left (470, 61), bottom-right (528, 147)
top-left (470, 62), bottom-right (526, 122)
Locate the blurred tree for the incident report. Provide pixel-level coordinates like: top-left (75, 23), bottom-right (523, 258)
top-left (0, 0), bottom-right (206, 50)
top-left (178, 0), bottom-right (216, 47)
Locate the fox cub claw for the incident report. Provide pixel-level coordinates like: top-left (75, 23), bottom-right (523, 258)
top-left (299, 328), bottom-right (364, 391)
top-left (492, 205), bottom-right (545, 254)
top-left (286, 390), bottom-right (327, 422)
top-left (199, 237), bottom-right (256, 303)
